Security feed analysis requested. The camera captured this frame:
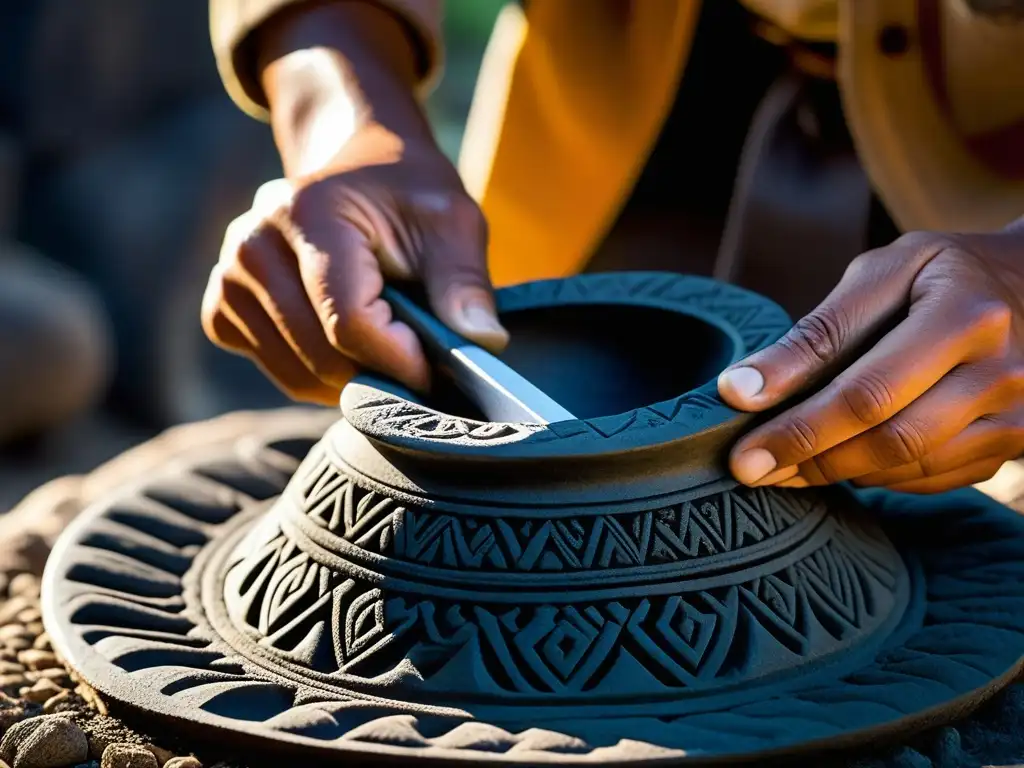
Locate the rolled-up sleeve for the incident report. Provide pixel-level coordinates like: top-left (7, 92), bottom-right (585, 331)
top-left (210, 0), bottom-right (443, 120)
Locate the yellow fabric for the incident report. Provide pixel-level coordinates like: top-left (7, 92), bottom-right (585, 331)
top-left (460, 0), bottom-right (701, 288)
top-left (210, 0), bottom-right (1024, 288)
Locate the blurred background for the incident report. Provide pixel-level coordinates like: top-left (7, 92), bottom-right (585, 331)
top-left (0, 0), bottom-right (505, 511)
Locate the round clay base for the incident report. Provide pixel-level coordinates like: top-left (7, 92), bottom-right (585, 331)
top-left (41, 419), bottom-right (1024, 766)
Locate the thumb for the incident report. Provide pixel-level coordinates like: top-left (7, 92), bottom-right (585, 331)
top-left (717, 235), bottom-right (943, 412)
top-left (414, 195), bottom-right (509, 353)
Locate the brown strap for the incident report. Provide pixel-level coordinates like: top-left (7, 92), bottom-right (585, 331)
top-left (714, 71), bottom-right (872, 320)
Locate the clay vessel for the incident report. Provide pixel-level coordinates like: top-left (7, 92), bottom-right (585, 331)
top-left (47, 272), bottom-right (1024, 765)
top-left (219, 271), bottom-right (909, 712)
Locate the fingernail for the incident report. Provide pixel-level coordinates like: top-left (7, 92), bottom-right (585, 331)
top-left (733, 448), bottom-right (777, 485)
top-left (719, 366), bottom-right (764, 401)
top-left (456, 300), bottom-right (509, 345)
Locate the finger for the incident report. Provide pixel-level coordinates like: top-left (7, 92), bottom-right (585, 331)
top-left (218, 277), bottom-right (341, 406)
top-left (283, 186), bottom-right (430, 391)
top-left (409, 193), bottom-right (509, 353)
top-left (851, 414), bottom-right (1024, 488)
top-left (787, 361), bottom-right (1005, 485)
top-left (232, 223), bottom-right (359, 389)
top-left (882, 457), bottom-right (1006, 495)
top-left (727, 293), bottom-right (1007, 486)
top-left (202, 302), bottom-right (252, 353)
top-left (718, 233), bottom-right (949, 411)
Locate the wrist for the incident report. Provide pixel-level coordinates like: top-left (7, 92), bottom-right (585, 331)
top-left (257, 2), bottom-right (436, 177)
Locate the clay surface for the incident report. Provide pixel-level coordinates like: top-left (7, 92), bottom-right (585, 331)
top-left (39, 274), bottom-right (1024, 765)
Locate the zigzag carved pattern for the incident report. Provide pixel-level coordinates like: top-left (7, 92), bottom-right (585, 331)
top-left (224, 510), bottom-right (900, 694)
top-left (296, 455), bottom-right (818, 571)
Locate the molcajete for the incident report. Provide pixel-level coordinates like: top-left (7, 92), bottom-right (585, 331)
top-left (41, 273), bottom-right (1024, 765)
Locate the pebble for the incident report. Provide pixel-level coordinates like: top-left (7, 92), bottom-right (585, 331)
top-left (24, 669), bottom-right (69, 687)
top-left (0, 601), bottom-right (28, 628)
top-left (100, 744), bottom-right (157, 768)
top-left (7, 577), bottom-right (39, 601)
top-left (16, 652), bottom-right (57, 674)
top-left (18, 679), bottom-right (62, 704)
top-left (14, 613), bottom-right (39, 629)
top-left (145, 746), bottom-right (173, 767)
top-left (40, 691), bottom-right (70, 715)
top-left (0, 714), bottom-right (88, 768)
top-left (0, 628), bottom-right (28, 645)
top-left (163, 759), bottom-right (202, 768)
top-left (28, 637), bottom-right (48, 654)
top-left (0, 705), bottom-right (24, 739)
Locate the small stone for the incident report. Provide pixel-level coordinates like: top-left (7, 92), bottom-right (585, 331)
top-left (41, 690), bottom-right (71, 714)
top-left (0, 714), bottom-right (88, 768)
top-left (7, 576), bottom-right (39, 600)
top-left (100, 744), bottom-right (158, 768)
top-left (0, 629), bottom-right (28, 644)
top-left (19, 678), bottom-right (63, 703)
top-left (84, 718), bottom-right (141, 760)
top-left (29, 637), bottom-right (49, 653)
top-left (25, 669), bottom-right (70, 687)
top-left (0, 705), bottom-right (25, 739)
top-left (144, 746), bottom-right (173, 767)
top-left (0, 601), bottom-right (29, 627)
top-left (0, 677), bottom-right (25, 692)
top-left (16, 652), bottom-right (57, 673)
top-left (13, 611), bottom-right (39, 627)
top-left (163, 759), bottom-right (202, 768)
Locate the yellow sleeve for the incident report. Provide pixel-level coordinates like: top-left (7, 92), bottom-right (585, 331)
top-left (209, 0), bottom-right (443, 121)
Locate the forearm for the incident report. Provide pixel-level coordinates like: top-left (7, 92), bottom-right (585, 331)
top-left (256, 2), bottom-right (435, 177)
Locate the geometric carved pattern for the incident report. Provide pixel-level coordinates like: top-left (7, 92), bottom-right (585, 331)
top-left (218, 452), bottom-right (906, 702)
top-left (294, 445), bottom-right (817, 571)
top-left (42, 423), bottom-right (1024, 764)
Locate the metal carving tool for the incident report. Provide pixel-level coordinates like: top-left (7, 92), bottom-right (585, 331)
top-left (382, 284), bottom-right (576, 425)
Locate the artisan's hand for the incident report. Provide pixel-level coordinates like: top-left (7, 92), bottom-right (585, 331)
top-left (201, 2), bottom-right (506, 404)
top-left (718, 225), bottom-right (1024, 494)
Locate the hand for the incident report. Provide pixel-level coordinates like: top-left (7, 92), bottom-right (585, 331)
top-left (717, 227), bottom-right (1024, 494)
top-left (200, 2), bottom-right (507, 405)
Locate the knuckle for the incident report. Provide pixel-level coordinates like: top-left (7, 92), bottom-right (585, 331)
top-left (322, 304), bottom-right (375, 349)
top-left (894, 229), bottom-right (950, 254)
top-left (776, 415), bottom-right (819, 457)
top-left (781, 306), bottom-right (847, 366)
top-left (994, 363), bottom-right (1024, 400)
top-left (991, 417), bottom-right (1024, 456)
top-left (871, 418), bottom-right (930, 467)
top-left (968, 300), bottom-right (1014, 339)
top-left (838, 372), bottom-right (896, 426)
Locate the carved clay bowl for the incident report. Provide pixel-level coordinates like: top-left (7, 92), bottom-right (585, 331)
top-left (42, 273), bottom-right (1024, 765)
